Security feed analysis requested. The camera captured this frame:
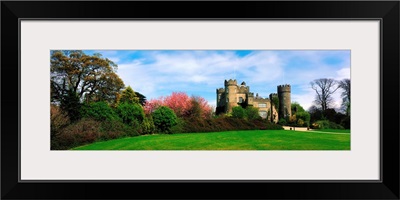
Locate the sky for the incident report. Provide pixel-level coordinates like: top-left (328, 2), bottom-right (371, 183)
top-left (84, 50), bottom-right (350, 111)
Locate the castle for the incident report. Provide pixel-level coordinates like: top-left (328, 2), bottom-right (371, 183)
top-left (216, 79), bottom-right (292, 122)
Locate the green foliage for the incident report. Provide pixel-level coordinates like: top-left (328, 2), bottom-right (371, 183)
top-left (291, 102), bottom-right (306, 114)
top-left (119, 86), bottom-right (139, 104)
top-left (152, 106), bottom-right (178, 133)
top-left (100, 119), bottom-right (138, 139)
top-left (231, 106), bottom-right (247, 119)
top-left (140, 115), bottom-right (156, 135)
top-left (169, 118), bottom-right (185, 133)
top-left (60, 89), bottom-right (82, 122)
top-left (295, 111), bottom-right (311, 127)
top-left (115, 102), bottom-right (145, 125)
top-left (297, 119), bottom-right (305, 126)
top-left (278, 118), bottom-right (287, 126)
top-left (271, 95), bottom-right (279, 111)
top-left (339, 78), bottom-right (351, 116)
top-left (81, 101), bottom-right (119, 121)
top-left (312, 120), bottom-right (344, 129)
top-left (245, 107), bottom-right (261, 120)
top-left (340, 116), bottom-right (351, 129)
top-left (135, 92), bottom-right (147, 106)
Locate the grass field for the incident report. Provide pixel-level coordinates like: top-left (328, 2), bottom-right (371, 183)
top-left (73, 129), bottom-right (350, 150)
top-left (310, 129), bottom-right (351, 133)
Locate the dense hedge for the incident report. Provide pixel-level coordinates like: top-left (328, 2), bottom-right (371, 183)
top-left (51, 118), bottom-right (139, 150)
top-left (312, 120), bottom-right (345, 129)
top-left (51, 101), bottom-right (284, 150)
top-left (171, 117), bottom-right (283, 134)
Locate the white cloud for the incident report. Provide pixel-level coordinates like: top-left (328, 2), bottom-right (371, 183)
top-left (336, 67), bottom-right (351, 80)
top-left (111, 50), bottom-right (350, 109)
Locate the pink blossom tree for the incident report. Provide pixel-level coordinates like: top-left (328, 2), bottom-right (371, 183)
top-left (144, 92), bottom-right (213, 119)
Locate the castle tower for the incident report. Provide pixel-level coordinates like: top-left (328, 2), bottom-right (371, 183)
top-left (277, 84), bottom-right (292, 120)
top-left (216, 88), bottom-right (225, 107)
top-left (225, 79), bottom-right (238, 113)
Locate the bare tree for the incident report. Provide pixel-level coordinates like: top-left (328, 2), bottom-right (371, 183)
top-left (339, 78), bottom-right (351, 116)
top-left (310, 78), bottom-right (339, 112)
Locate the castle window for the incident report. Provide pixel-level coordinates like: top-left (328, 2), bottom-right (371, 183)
top-left (258, 103), bottom-right (267, 108)
top-left (239, 97), bottom-right (244, 103)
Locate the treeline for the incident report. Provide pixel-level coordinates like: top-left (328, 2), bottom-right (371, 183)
top-left (51, 91), bottom-right (282, 150)
top-left (308, 78), bottom-right (351, 130)
top-left (50, 51), bottom-right (282, 150)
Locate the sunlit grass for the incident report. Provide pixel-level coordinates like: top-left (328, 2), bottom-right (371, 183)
top-left (73, 129), bottom-right (350, 150)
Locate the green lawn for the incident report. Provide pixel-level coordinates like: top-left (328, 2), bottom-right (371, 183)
top-left (73, 130), bottom-right (350, 150)
top-left (310, 129), bottom-right (351, 133)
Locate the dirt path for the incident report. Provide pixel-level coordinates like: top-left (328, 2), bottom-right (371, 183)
top-left (282, 126), bottom-right (350, 134)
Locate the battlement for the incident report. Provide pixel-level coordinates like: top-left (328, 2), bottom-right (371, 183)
top-left (277, 84), bottom-right (291, 93)
top-left (224, 79), bottom-right (237, 86)
top-left (217, 88), bottom-right (225, 93)
top-left (238, 85), bottom-right (249, 93)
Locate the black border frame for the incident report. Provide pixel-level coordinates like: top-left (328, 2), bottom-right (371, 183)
top-left (2, 1), bottom-right (399, 199)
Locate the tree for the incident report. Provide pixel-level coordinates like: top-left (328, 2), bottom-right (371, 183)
top-left (163, 92), bottom-right (191, 117)
top-left (186, 96), bottom-right (203, 119)
top-left (271, 95), bottom-right (279, 113)
top-left (291, 102), bottom-right (305, 114)
top-left (290, 102), bottom-right (310, 127)
top-left (140, 115), bottom-right (156, 135)
top-left (144, 98), bottom-right (163, 115)
top-left (81, 101), bottom-right (119, 121)
top-left (310, 78), bottom-right (339, 112)
top-left (144, 92), bottom-right (212, 119)
top-left (245, 107), bottom-right (261, 120)
top-left (119, 86), bottom-right (139, 105)
top-left (116, 102), bottom-right (145, 125)
top-left (59, 89), bottom-right (82, 122)
top-left (51, 50), bottom-right (124, 105)
top-left (308, 105), bottom-right (323, 123)
top-left (135, 92), bottom-right (147, 106)
top-left (231, 106), bottom-right (247, 119)
top-left (295, 111), bottom-right (311, 127)
top-left (50, 104), bottom-right (70, 139)
top-left (187, 95), bottom-right (212, 119)
top-left (339, 78), bottom-right (351, 116)
top-left (152, 106), bottom-right (178, 133)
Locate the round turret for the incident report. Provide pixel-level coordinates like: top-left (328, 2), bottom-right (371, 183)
top-left (277, 84), bottom-right (291, 119)
top-left (224, 79), bottom-right (237, 86)
top-left (277, 84), bottom-right (291, 93)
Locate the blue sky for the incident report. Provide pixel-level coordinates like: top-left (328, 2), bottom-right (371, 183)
top-left (84, 50), bottom-right (350, 111)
